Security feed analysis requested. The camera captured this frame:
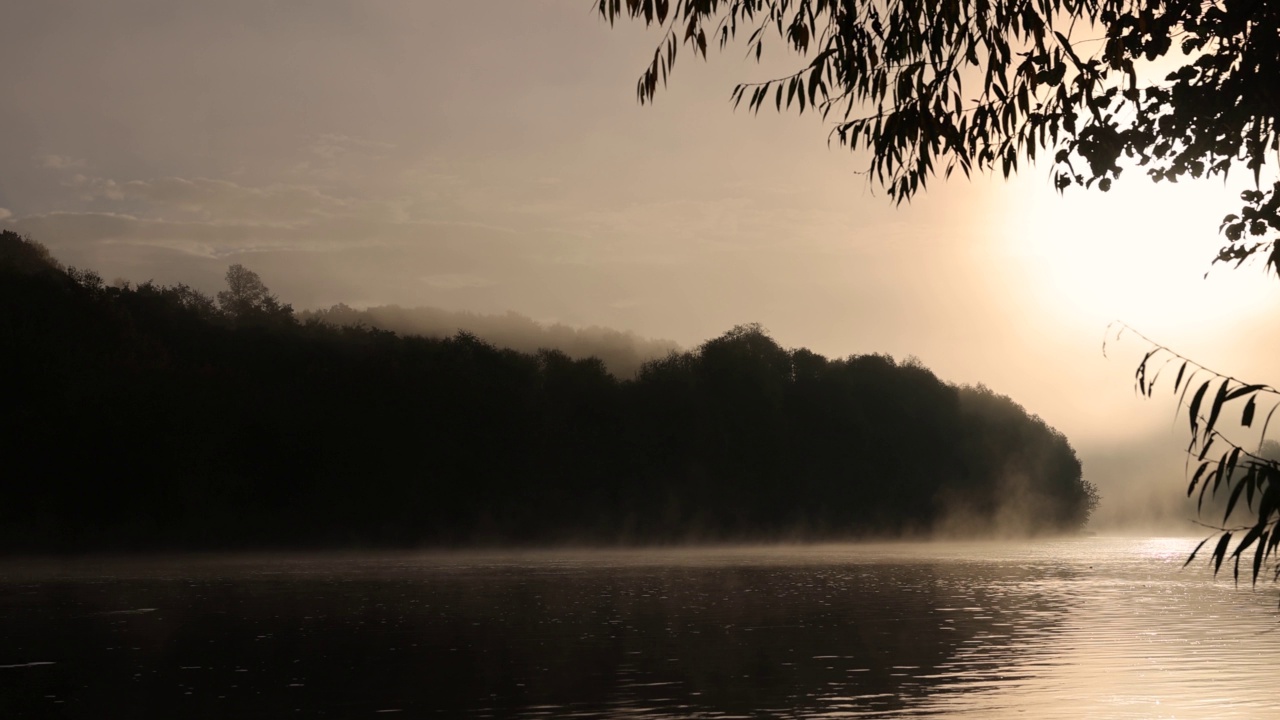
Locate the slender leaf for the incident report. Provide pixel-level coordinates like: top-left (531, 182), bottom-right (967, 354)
top-left (1187, 381), bottom-right (1210, 437)
top-left (1188, 463), bottom-right (1208, 496)
top-left (1204, 381), bottom-right (1229, 439)
top-left (1232, 522), bottom-right (1262, 554)
top-left (1183, 536), bottom-right (1210, 568)
top-left (1223, 463), bottom-right (1248, 523)
top-left (1225, 384), bottom-right (1267, 402)
top-left (1212, 532), bottom-right (1232, 575)
top-left (1252, 529), bottom-right (1267, 585)
top-left (1173, 361), bottom-right (1188, 393)
top-left (1260, 400), bottom-right (1280, 450)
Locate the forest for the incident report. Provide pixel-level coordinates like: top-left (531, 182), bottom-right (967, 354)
top-left (0, 230), bottom-right (1097, 551)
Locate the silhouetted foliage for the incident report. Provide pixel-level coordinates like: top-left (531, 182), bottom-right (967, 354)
top-left (0, 230), bottom-right (1096, 551)
top-left (598, 0), bottom-right (1280, 272)
top-left (1117, 323), bottom-right (1280, 587)
top-left (217, 263), bottom-right (295, 327)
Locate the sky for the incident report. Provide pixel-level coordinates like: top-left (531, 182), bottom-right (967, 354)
top-left (4, 1), bottom-right (1279, 525)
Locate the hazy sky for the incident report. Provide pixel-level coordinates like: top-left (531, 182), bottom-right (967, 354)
top-left (4, 1), bottom-right (1279, 505)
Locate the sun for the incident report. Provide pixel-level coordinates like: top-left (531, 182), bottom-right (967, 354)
top-left (992, 172), bottom-right (1279, 341)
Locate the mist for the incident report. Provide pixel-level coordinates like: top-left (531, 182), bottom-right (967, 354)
top-left (1079, 426), bottom-right (1280, 535)
top-left (1077, 430), bottom-right (1199, 534)
top-left (300, 303), bottom-right (679, 379)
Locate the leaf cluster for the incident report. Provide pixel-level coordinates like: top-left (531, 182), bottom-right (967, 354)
top-left (1112, 321), bottom-right (1280, 589)
top-left (599, 0), bottom-right (1280, 269)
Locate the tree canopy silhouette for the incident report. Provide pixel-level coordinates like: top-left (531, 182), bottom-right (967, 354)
top-left (217, 264), bottom-right (294, 326)
top-left (597, 0), bottom-right (1280, 270)
top-left (0, 230), bottom-right (1096, 551)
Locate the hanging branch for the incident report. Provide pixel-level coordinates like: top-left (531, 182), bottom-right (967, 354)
top-left (1109, 321), bottom-right (1280, 589)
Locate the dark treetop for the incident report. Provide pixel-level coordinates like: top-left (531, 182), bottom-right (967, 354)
top-left (0, 231), bottom-right (1096, 551)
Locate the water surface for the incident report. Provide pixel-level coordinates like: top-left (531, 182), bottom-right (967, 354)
top-left (1, 537), bottom-right (1276, 718)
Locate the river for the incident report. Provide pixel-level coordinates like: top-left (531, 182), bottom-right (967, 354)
top-left (1, 537), bottom-right (1276, 718)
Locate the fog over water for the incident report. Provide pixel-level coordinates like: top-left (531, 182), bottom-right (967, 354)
top-left (2, 538), bottom-right (1276, 719)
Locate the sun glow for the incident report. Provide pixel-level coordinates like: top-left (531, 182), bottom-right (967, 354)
top-left (995, 172), bottom-right (1280, 343)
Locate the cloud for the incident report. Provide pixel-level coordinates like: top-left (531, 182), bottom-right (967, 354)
top-left (8, 210), bottom-right (530, 258)
top-left (306, 133), bottom-right (396, 161)
top-left (3, 202), bottom-right (592, 306)
top-left (25, 169), bottom-right (635, 270)
top-left (420, 273), bottom-right (497, 290)
top-left (40, 154), bottom-right (86, 170)
top-left (0, 208), bottom-right (12, 221)
top-left (65, 174), bottom-right (363, 225)
top-left (37, 162), bottom-right (774, 278)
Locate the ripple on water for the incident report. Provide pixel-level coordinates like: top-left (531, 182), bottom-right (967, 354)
top-left (0, 537), bottom-right (1277, 718)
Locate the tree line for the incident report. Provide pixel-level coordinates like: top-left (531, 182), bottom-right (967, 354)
top-left (590, 1), bottom-right (1280, 580)
top-left (299, 303), bottom-right (678, 379)
top-left (0, 230), bottom-right (1096, 551)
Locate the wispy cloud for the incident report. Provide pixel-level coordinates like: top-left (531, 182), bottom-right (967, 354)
top-left (65, 174), bottom-right (361, 225)
top-left (306, 133), bottom-right (395, 161)
top-left (40, 154), bottom-right (86, 170)
top-left (420, 273), bottom-right (497, 290)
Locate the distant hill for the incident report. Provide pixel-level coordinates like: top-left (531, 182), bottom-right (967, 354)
top-left (300, 304), bottom-right (679, 379)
